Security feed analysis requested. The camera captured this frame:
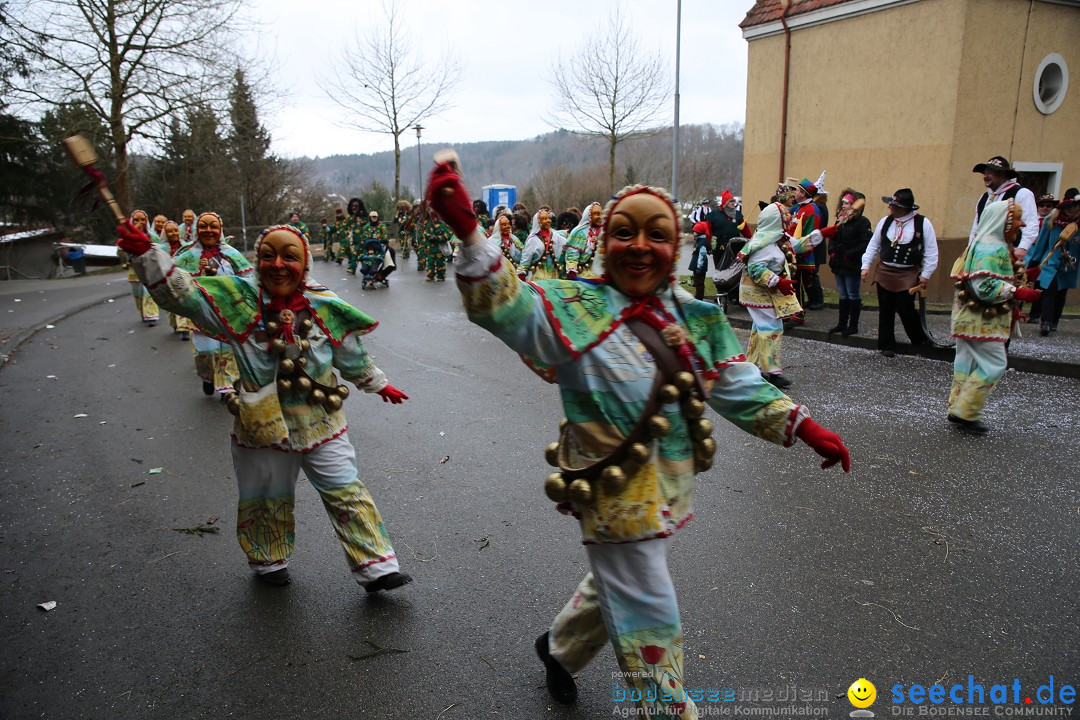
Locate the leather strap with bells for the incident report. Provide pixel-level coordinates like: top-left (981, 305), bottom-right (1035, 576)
top-left (543, 316), bottom-right (717, 507)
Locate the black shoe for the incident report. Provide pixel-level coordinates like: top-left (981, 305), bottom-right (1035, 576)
top-left (1050, 324), bottom-right (1058, 332)
top-left (147, 320), bottom-right (157, 327)
top-left (365, 571), bottom-right (413, 593)
top-left (1040, 323), bottom-right (1051, 336)
top-left (179, 331), bottom-right (190, 341)
top-left (763, 372), bottom-right (792, 388)
top-left (535, 632), bottom-right (577, 704)
top-left (258, 568), bottom-right (291, 585)
top-left (806, 302), bottom-right (825, 311)
top-left (202, 381), bottom-right (214, 395)
top-left (948, 414), bottom-right (989, 435)
top-left (881, 350), bottom-right (896, 358)
top-left (827, 324), bottom-right (845, 334)
top-left (842, 326), bottom-right (859, 337)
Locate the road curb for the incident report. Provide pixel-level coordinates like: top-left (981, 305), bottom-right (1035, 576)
top-left (0, 290), bottom-right (130, 367)
top-left (722, 314), bottom-right (1080, 379)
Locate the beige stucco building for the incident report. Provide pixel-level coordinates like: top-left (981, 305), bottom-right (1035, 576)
top-left (740, 0), bottom-right (1080, 300)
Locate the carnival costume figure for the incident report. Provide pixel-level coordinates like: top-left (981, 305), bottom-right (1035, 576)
top-left (563, 202), bottom-right (603, 279)
top-left (172, 212), bottom-right (251, 396)
top-left (345, 197), bottom-right (366, 273)
top-left (120, 220), bottom-right (413, 591)
top-left (178, 209), bottom-right (195, 244)
top-left (395, 200), bottom-right (413, 259)
top-left (159, 220), bottom-right (188, 336)
top-left (738, 202), bottom-right (822, 388)
top-left (788, 178), bottom-right (825, 312)
top-left (519, 210), bottom-right (566, 281)
top-left (1027, 196), bottom-right (1080, 336)
top-left (492, 213), bottom-right (523, 267)
top-left (122, 210), bottom-right (160, 326)
top-left (948, 200), bottom-right (1039, 434)
top-left (424, 213), bottom-right (454, 282)
top-left (428, 156), bottom-right (849, 717)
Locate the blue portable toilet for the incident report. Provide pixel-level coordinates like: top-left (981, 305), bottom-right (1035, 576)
top-left (482, 184), bottom-right (516, 214)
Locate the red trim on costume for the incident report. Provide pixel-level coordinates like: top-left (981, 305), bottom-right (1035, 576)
top-left (455, 256), bottom-right (504, 283)
top-left (951, 333), bottom-right (1009, 343)
top-left (950, 271), bottom-right (1015, 282)
top-left (782, 406), bottom-right (803, 447)
top-left (192, 281), bottom-right (262, 344)
top-left (146, 264), bottom-right (176, 290)
top-left (741, 301), bottom-right (775, 309)
top-left (580, 513), bottom-right (695, 545)
top-left (230, 423), bottom-right (350, 454)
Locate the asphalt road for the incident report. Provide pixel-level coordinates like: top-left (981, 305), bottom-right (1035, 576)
top-left (1, 256), bottom-right (1077, 719)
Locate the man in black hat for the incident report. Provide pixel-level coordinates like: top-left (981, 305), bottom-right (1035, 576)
top-left (970, 156), bottom-right (1038, 260)
top-left (860, 189), bottom-right (939, 357)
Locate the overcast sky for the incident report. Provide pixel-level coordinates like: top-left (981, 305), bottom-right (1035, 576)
top-left (253, 0), bottom-right (758, 159)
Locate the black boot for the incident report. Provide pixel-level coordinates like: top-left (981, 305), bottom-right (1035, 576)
top-left (1041, 323), bottom-right (1051, 337)
top-left (828, 299), bottom-right (849, 334)
top-left (843, 300), bottom-right (862, 336)
top-left (536, 632), bottom-right (577, 704)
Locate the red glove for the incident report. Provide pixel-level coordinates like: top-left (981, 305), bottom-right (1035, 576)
top-left (426, 160), bottom-right (477, 239)
top-left (1013, 287), bottom-right (1041, 303)
top-left (116, 221), bottom-right (152, 256)
top-left (776, 277), bottom-right (797, 295)
top-left (566, 270), bottom-right (578, 279)
top-left (796, 419), bottom-right (851, 472)
top-left (820, 225), bottom-right (840, 240)
top-left (376, 384), bottom-right (409, 404)
top-left (1024, 267), bottom-right (1042, 282)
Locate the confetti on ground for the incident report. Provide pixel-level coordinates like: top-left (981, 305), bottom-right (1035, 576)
top-left (73, 413), bottom-right (88, 418)
top-left (148, 467), bottom-right (163, 475)
top-left (46, 375), bottom-right (57, 379)
top-left (37, 601), bottom-right (57, 611)
top-left (45, 324), bottom-right (55, 329)
top-left (438, 455), bottom-right (450, 464)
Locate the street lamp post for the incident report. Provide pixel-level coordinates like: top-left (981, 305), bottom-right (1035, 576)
top-left (671, 0), bottom-right (682, 200)
top-left (415, 125), bottom-right (424, 201)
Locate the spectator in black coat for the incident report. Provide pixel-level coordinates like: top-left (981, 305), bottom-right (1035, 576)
top-left (706, 190), bottom-right (750, 269)
top-left (822, 189), bottom-right (872, 336)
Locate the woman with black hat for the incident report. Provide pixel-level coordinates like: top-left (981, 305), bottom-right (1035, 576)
top-left (860, 189), bottom-right (939, 357)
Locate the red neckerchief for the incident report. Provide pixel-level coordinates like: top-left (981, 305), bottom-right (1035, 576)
top-left (623, 294), bottom-right (707, 377)
top-left (200, 242), bottom-right (223, 261)
top-left (168, 240), bottom-right (181, 255)
top-left (265, 291), bottom-right (308, 347)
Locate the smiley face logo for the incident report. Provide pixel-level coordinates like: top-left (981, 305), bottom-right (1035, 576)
top-left (848, 678), bottom-right (877, 709)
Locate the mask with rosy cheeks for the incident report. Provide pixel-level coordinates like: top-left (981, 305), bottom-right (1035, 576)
top-left (196, 213), bottom-right (222, 247)
top-left (539, 212), bottom-right (552, 232)
top-left (589, 204), bottom-right (602, 227)
top-left (602, 191), bottom-right (678, 298)
top-left (164, 222), bottom-right (180, 244)
top-left (131, 211), bottom-right (148, 231)
top-left (498, 216), bottom-right (511, 236)
top-left (152, 215), bottom-right (166, 234)
top-left (258, 229), bottom-right (307, 297)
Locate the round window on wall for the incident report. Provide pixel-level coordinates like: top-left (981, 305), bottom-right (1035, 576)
top-left (1033, 53), bottom-right (1068, 115)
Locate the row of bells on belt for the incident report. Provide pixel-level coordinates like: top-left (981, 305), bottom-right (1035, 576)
top-left (542, 371), bottom-right (717, 507)
top-left (954, 282), bottom-right (1012, 318)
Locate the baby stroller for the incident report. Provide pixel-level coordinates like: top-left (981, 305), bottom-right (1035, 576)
top-left (711, 238), bottom-right (746, 313)
top-left (360, 239), bottom-right (393, 289)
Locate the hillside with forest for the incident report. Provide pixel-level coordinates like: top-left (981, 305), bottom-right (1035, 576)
top-left (307, 123), bottom-right (744, 210)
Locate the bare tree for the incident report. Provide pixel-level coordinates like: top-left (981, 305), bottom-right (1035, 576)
top-left (324, 1), bottom-right (460, 203)
top-left (548, 9), bottom-right (672, 196)
top-left (2, 0), bottom-right (243, 213)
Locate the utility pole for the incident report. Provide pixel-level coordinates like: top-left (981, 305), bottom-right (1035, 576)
top-left (671, 0), bottom-right (682, 200)
top-left (415, 125), bottom-right (424, 201)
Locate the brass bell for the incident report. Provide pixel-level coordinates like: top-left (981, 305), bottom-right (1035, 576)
top-left (544, 442), bottom-right (560, 467)
top-left (296, 376), bottom-right (313, 393)
top-left (265, 321), bottom-right (280, 335)
top-left (269, 338), bottom-right (287, 354)
top-left (568, 478), bottom-right (593, 506)
top-left (966, 301), bottom-right (979, 310)
top-left (310, 388), bottom-right (326, 405)
top-left (697, 437), bottom-right (717, 457)
top-left (279, 358), bottom-right (296, 376)
top-left (298, 356), bottom-right (308, 368)
top-left (683, 398), bottom-right (705, 419)
top-left (647, 415), bottom-right (672, 438)
top-left (673, 371), bottom-right (695, 391)
top-left (323, 393), bottom-right (343, 412)
top-left (626, 442), bottom-right (650, 466)
top-left (559, 417), bottom-right (569, 431)
top-left (695, 455), bottom-right (714, 473)
top-left (690, 418), bottom-right (714, 440)
top-left (954, 280), bottom-right (964, 289)
top-left (600, 465), bottom-right (626, 493)
top-left (299, 318), bottom-right (313, 336)
top-left (277, 378), bottom-right (293, 394)
top-left (299, 339), bottom-right (310, 353)
top-left (982, 307), bottom-right (994, 319)
top-left (225, 394), bottom-right (241, 416)
top-left (544, 473), bottom-right (567, 503)
top-left (659, 384), bottom-right (680, 404)
top-left (336, 384), bottom-right (350, 399)
top-left (956, 290), bottom-right (969, 302)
